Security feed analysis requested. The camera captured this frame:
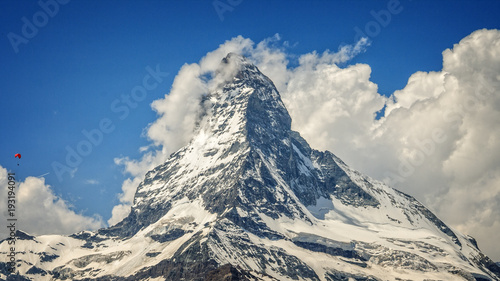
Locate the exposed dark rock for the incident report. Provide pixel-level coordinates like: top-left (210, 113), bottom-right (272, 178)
top-left (293, 241), bottom-right (365, 261)
top-left (14, 231), bottom-right (35, 241)
top-left (150, 228), bottom-right (187, 243)
top-left (471, 252), bottom-right (500, 278)
top-left (394, 189), bottom-right (462, 247)
top-left (0, 262), bottom-right (11, 276)
top-left (468, 235), bottom-right (480, 249)
top-left (26, 265), bottom-right (47, 275)
top-left (39, 252), bottom-right (59, 262)
top-left (325, 269), bottom-right (381, 281)
top-left (2, 274), bottom-right (32, 281)
top-left (205, 264), bottom-right (251, 281)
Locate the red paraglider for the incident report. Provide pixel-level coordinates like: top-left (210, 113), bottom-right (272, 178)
top-left (15, 153), bottom-right (21, 159)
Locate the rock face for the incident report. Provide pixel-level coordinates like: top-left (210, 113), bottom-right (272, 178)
top-left (1, 53), bottom-right (500, 281)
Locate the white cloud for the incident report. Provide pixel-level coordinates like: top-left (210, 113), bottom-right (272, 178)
top-left (109, 29), bottom-right (500, 261)
top-left (85, 179), bottom-right (99, 185)
top-left (283, 56), bottom-right (385, 155)
top-left (0, 165), bottom-right (104, 238)
top-left (384, 71), bottom-right (446, 116)
top-left (107, 202), bottom-right (132, 226)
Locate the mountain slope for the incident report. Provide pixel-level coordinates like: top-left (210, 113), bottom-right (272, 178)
top-left (1, 53), bottom-right (499, 281)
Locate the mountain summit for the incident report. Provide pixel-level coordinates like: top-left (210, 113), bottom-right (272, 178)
top-left (2, 54), bottom-right (500, 281)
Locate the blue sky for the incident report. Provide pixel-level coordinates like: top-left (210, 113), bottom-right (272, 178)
top-left (1, 0), bottom-right (499, 230)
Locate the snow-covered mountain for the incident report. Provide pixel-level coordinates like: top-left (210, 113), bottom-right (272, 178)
top-left (2, 53), bottom-right (500, 281)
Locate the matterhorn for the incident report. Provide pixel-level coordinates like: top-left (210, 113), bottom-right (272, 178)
top-left (1, 53), bottom-right (499, 281)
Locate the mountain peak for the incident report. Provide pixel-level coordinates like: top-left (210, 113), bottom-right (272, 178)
top-left (208, 53), bottom-right (292, 136)
top-left (217, 52), bottom-right (253, 76)
top-left (215, 53), bottom-right (269, 85)
top-left (221, 52), bottom-right (249, 66)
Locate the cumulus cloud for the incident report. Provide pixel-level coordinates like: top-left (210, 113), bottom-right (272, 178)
top-left (85, 179), bottom-right (99, 185)
top-left (109, 29), bottom-right (500, 260)
top-left (0, 165), bottom-right (103, 238)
